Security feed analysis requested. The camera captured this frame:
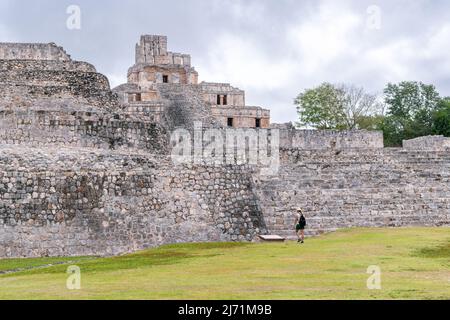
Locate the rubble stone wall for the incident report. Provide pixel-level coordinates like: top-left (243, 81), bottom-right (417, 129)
top-left (0, 43), bottom-right (71, 61)
top-left (403, 135), bottom-right (450, 151)
top-left (0, 110), bottom-right (168, 152)
top-left (280, 129), bottom-right (384, 150)
top-left (1, 41), bottom-right (449, 258)
top-left (0, 147), bottom-right (266, 257)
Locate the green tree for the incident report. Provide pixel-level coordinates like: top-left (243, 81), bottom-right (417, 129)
top-left (377, 116), bottom-right (404, 147)
top-left (295, 83), bottom-right (383, 130)
top-left (432, 97), bottom-right (450, 136)
top-left (382, 81), bottom-right (442, 146)
top-left (385, 81), bottom-right (440, 119)
top-left (357, 115), bottom-right (385, 131)
top-left (295, 83), bottom-right (346, 129)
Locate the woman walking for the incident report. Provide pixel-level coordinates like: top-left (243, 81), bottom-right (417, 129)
top-left (295, 208), bottom-right (307, 244)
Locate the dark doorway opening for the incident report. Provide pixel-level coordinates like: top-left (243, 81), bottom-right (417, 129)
top-left (163, 75), bottom-right (169, 83)
top-left (227, 118), bottom-right (234, 127)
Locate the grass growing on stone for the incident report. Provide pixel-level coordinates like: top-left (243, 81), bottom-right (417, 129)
top-left (0, 228), bottom-right (449, 300)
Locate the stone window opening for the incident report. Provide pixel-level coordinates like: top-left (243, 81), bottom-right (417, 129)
top-left (128, 93), bottom-right (141, 102)
top-left (217, 95), bottom-right (228, 106)
top-left (255, 118), bottom-right (261, 128)
top-left (135, 93), bottom-right (142, 102)
top-left (163, 75), bottom-right (169, 83)
top-left (227, 118), bottom-right (234, 127)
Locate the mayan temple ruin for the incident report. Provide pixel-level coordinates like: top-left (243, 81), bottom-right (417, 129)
top-left (113, 35), bottom-right (271, 129)
top-left (0, 36), bottom-right (449, 258)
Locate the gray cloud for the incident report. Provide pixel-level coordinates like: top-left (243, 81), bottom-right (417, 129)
top-left (1, 0), bottom-right (450, 123)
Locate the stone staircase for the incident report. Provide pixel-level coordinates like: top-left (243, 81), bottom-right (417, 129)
top-left (156, 84), bottom-right (219, 130)
top-left (257, 148), bottom-right (450, 237)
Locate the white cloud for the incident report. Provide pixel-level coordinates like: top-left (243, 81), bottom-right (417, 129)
top-left (199, 33), bottom-right (295, 91)
top-left (2, 0), bottom-right (450, 123)
top-left (0, 24), bottom-right (14, 42)
top-left (423, 24), bottom-right (450, 73)
top-left (0, 0), bottom-right (15, 42)
top-left (107, 73), bottom-right (126, 89)
top-left (286, 1), bottom-right (363, 74)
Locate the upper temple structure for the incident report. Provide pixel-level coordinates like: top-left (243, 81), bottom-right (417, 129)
top-left (0, 35), bottom-right (448, 258)
top-left (113, 35), bottom-right (271, 128)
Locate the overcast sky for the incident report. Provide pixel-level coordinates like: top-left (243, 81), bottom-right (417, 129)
top-left (1, 0), bottom-right (449, 123)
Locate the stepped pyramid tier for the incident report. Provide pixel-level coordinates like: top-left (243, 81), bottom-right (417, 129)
top-left (0, 42), bottom-right (118, 112)
top-left (113, 35), bottom-right (271, 129)
top-left (0, 43), bottom-right (71, 61)
top-left (0, 42), bottom-right (168, 153)
top-left (0, 37), bottom-right (449, 258)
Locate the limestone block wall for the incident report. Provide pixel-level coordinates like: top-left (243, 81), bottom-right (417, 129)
top-left (0, 70), bottom-right (109, 88)
top-left (135, 35), bottom-right (168, 64)
top-left (403, 135), bottom-right (450, 151)
top-left (0, 147), bottom-right (266, 258)
top-left (0, 60), bottom-right (119, 111)
top-left (0, 110), bottom-right (168, 153)
top-left (0, 60), bottom-right (96, 73)
top-left (211, 106), bottom-right (271, 128)
top-left (127, 64), bottom-right (198, 87)
top-left (135, 35), bottom-right (191, 67)
top-left (199, 82), bottom-right (246, 107)
top-left (0, 43), bottom-right (70, 61)
top-left (255, 148), bottom-right (450, 238)
top-left (121, 103), bottom-right (165, 123)
top-left (279, 129), bottom-right (384, 150)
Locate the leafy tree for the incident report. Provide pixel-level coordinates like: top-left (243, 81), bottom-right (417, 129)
top-left (295, 81), bottom-right (449, 147)
top-left (357, 114), bottom-right (385, 131)
top-left (381, 81), bottom-right (442, 146)
top-left (295, 83), bottom-right (346, 129)
top-left (295, 83), bottom-right (383, 130)
top-left (432, 97), bottom-right (450, 136)
top-left (377, 116), bottom-right (404, 147)
top-left (385, 81), bottom-right (440, 119)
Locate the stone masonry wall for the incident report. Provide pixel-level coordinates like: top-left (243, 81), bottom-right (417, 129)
top-left (0, 147), bottom-right (266, 257)
top-left (0, 110), bottom-right (168, 153)
top-left (279, 128), bottom-right (384, 150)
top-left (0, 60), bottom-right (96, 73)
top-left (1, 41), bottom-right (449, 259)
top-left (403, 135), bottom-right (450, 151)
top-left (256, 148), bottom-right (450, 238)
top-left (0, 59), bottom-right (118, 111)
top-left (0, 43), bottom-right (71, 61)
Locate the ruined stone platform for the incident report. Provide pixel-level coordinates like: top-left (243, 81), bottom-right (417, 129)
top-left (0, 39), bottom-right (449, 258)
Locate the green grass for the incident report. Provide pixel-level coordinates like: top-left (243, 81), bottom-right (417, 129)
top-left (0, 228), bottom-right (449, 300)
top-left (0, 257), bottom-right (94, 274)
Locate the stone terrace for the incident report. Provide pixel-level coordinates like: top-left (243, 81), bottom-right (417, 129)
top-left (0, 41), bottom-right (449, 258)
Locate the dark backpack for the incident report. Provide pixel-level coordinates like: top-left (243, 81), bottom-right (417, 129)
top-left (299, 216), bottom-right (306, 227)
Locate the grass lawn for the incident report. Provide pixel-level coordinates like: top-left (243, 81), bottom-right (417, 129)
top-left (0, 227), bottom-right (449, 300)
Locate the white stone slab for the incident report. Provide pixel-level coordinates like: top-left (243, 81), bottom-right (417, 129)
top-left (259, 235), bottom-right (286, 241)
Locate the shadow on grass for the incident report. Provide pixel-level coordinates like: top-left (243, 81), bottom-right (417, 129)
top-left (1, 242), bottom-right (251, 277)
top-left (159, 242), bottom-right (252, 250)
top-left (413, 239), bottom-right (450, 259)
